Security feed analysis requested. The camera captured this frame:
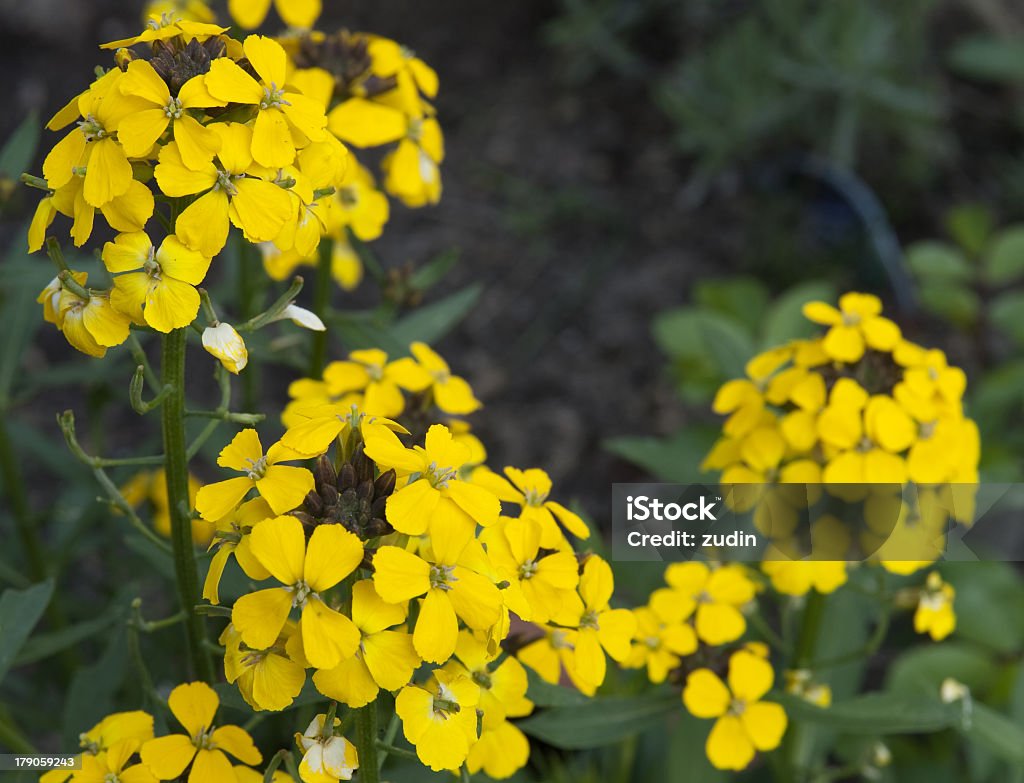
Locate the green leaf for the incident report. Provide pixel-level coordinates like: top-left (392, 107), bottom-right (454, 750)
top-left (0, 113), bottom-right (40, 178)
top-left (525, 668), bottom-right (588, 708)
top-left (949, 37), bottom-right (1024, 83)
top-left (990, 291), bottom-right (1024, 346)
top-left (693, 276), bottom-right (769, 334)
top-left (652, 308), bottom-right (755, 380)
top-left (518, 690), bottom-right (679, 749)
top-left (761, 280), bottom-right (837, 348)
top-left (667, 712), bottom-right (727, 782)
top-left (887, 642), bottom-right (999, 697)
top-left (964, 703), bottom-right (1024, 766)
top-left (918, 283), bottom-right (979, 328)
top-left (409, 249), bottom-right (460, 291)
top-left (946, 204), bottom-right (994, 257)
top-left (984, 226), bottom-right (1024, 284)
top-left (906, 241), bottom-right (973, 283)
top-left (604, 426), bottom-right (719, 482)
top-left (776, 691), bottom-right (958, 734)
top-left (942, 562), bottom-right (1024, 655)
top-left (387, 284), bottom-right (482, 348)
top-left (0, 254), bottom-right (51, 402)
top-left (15, 604), bottom-right (124, 666)
top-left (0, 579), bottom-right (54, 683)
top-left (62, 625), bottom-right (129, 748)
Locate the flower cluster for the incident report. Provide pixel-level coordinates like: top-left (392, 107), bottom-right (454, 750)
top-left (29, 4), bottom-right (444, 359)
top-left (189, 344), bottom-right (608, 778)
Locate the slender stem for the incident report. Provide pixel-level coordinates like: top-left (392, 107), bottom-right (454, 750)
top-left (309, 240), bottom-right (333, 376)
top-left (375, 742), bottom-right (417, 761)
top-left (161, 328), bottom-right (214, 683)
top-left (355, 702), bottom-right (380, 783)
top-left (377, 711), bottom-right (400, 772)
top-left (0, 709), bottom-right (37, 754)
top-left (461, 764), bottom-right (472, 783)
top-left (263, 749), bottom-right (289, 783)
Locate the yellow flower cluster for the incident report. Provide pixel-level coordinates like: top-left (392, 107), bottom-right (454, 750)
top-left (49, 684), bottom-right (266, 783)
top-left (193, 349), bottom-right (599, 777)
top-left (29, 5), bottom-right (445, 357)
top-left (703, 292), bottom-right (979, 568)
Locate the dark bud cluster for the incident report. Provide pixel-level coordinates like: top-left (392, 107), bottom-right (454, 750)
top-left (146, 36), bottom-right (228, 95)
top-left (292, 447), bottom-right (396, 541)
top-left (293, 30), bottom-right (397, 100)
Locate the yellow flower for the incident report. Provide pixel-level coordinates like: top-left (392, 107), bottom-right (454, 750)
top-left (296, 714), bottom-right (359, 783)
top-left (195, 429), bottom-right (314, 519)
top-left (205, 36), bottom-right (327, 168)
top-left (44, 173), bottom-right (154, 249)
top-left (473, 466), bottom-right (591, 550)
top-left (372, 540), bottom-right (502, 664)
top-left (444, 630), bottom-right (534, 728)
top-left (221, 622), bottom-right (306, 712)
top-left (785, 669), bottom-right (832, 708)
top-left (203, 496), bottom-right (274, 605)
top-left (231, 516), bottom-right (363, 669)
top-left (57, 281), bottom-right (132, 358)
top-left (28, 196), bottom-right (57, 253)
top-left (103, 232), bottom-right (211, 333)
top-left (683, 650), bottom-right (788, 771)
top-left (363, 423), bottom-right (499, 541)
top-left (143, 0), bottom-right (217, 24)
top-left (478, 516), bottom-right (579, 622)
top-left (328, 163), bottom-right (390, 242)
top-left (321, 348), bottom-right (431, 419)
top-left (117, 60), bottom-right (224, 169)
top-left (381, 118), bottom-right (444, 208)
top-left (42, 70), bottom-right (146, 208)
top-left (663, 562), bottom-right (755, 646)
top-left (120, 468), bottom-right (211, 545)
top-left (140, 682), bottom-right (261, 782)
top-left (313, 579), bottom-right (420, 708)
top-left (624, 591), bottom-right (698, 684)
top-left (802, 292), bottom-right (901, 362)
top-left (914, 571), bottom-right (956, 641)
top-left (395, 669), bottom-right (480, 772)
top-left (281, 403), bottom-right (407, 463)
top-left (366, 36), bottom-right (439, 117)
top-left (154, 123), bottom-right (293, 257)
top-left (75, 738), bottom-right (156, 783)
top-left (38, 272), bottom-right (85, 326)
top-left (409, 341), bottom-right (480, 414)
top-left (101, 18), bottom-right (227, 50)
top-left (202, 323), bottom-right (249, 375)
top-left (465, 720), bottom-right (531, 781)
top-left (761, 561), bottom-right (848, 596)
top-left (228, 0), bottom-right (321, 30)
top-left (711, 378), bottom-right (767, 439)
top-left (42, 709), bottom-right (155, 782)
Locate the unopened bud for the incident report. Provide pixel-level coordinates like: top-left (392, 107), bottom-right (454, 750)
top-left (202, 322), bottom-right (247, 374)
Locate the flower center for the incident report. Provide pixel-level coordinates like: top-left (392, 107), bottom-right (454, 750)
top-left (429, 564), bottom-right (456, 591)
top-left (366, 363), bottom-right (383, 381)
top-left (841, 311), bottom-right (861, 327)
top-left (215, 169), bottom-right (240, 196)
top-left (78, 115), bottom-right (107, 141)
top-left (919, 591), bottom-right (946, 611)
top-left (192, 725), bottom-right (216, 750)
top-left (645, 636), bottom-right (660, 650)
top-left (143, 248), bottom-right (162, 280)
top-left (339, 185), bottom-right (359, 207)
top-left (424, 461), bottom-right (457, 489)
top-left (261, 83), bottom-right (290, 110)
top-left (919, 420), bottom-right (937, 439)
top-left (522, 488), bottom-right (547, 507)
top-left (729, 699), bottom-right (747, 716)
top-left (551, 629), bottom-right (570, 649)
top-left (245, 455), bottom-right (268, 479)
top-left (290, 580), bottom-right (315, 608)
top-left (164, 96), bottom-right (184, 119)
top-left (518, 560), bottom-right (538, 580)
top-left (580, 610), bottom-right (599, 630)
top-left (471, 669), bottom-right (493, 690)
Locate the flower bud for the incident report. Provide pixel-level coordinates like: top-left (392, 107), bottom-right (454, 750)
top-left (202, 322), bottom-right (248, 374)
top-left (274, 304), bottom-right (326, 331)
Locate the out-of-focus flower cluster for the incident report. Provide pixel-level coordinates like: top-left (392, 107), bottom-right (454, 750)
top-left (29, 2), bottom-right (443, 359)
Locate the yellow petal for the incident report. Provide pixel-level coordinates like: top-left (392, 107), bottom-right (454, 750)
top-left (248, 515), bottom-right (306, 584)
top-left (232, 587), bottom-right (293, 650)
top-left (176, 190), bottom-right (230, 257)
top-left (706, 715), bottom-right (755, 771)
top-left (243, 35), bottom-right (287, 86)
top-left (252, 108), bottom-right (295, 168)
top-left (313, 654), bottom-right (379, 708)
top-left (228, 0), bottom-right (272, 28)
top-left (189, 748), bottom-right (234, 783)
top-left (210, 725), bottom-right (261, 765)
top-left (173, 115), bottom-right (222, 171)
top-left (327, 98), bottom-right (406, 147)
top-left (154, 142), bottom-right (218, 197)
top-left (372, 546), bottom-right (431, 602)
top-left (822, 325), bottom-right (865, 362)
top-left (276, 0), bottom-right (321, 28)
top-left (229, 179), bottom-right (292, 242)
top-left (385, 479), bottom-right (439, 536)
top-left (414, 589), bottom-right (459, 663)
top-left (433, 376), bottom-right (480, 415)
top-left (801, 301), bottom-right (841, 325)
top-left (727, 650), bottom-right (774, 703)
top-left (195, 477), bottom-right (253, 521)
top-left (205, 58), bottom-right (264, 105)
top-left (695, 603), bottom-right (746, 646)
top-left (100, 180), bottom-right (154, 233)
top-left (140, 735), bottom-right (195, 780)
top-left (118, 109), bottom-right (170, 158)
top-left (300, 597), bottom-right (360, 669)
top-left (683, 668), bottom-right (730, 718)
top-left (83, 138), bottom-right (133, 207)
top-left (168, 681), bottom-right (219, 737)
top-left (145, 276), bottom-right (200, 333)
top-left (740, 701), bottom-right (787, 751)
top-left (362, 630), bottom-right (419, 691)
top-left (303, 523), bottom-right (364, 592)
top-left (256, 465), bottom-right (314, 515)
top-left (157, 235), bottom-right (212, 286)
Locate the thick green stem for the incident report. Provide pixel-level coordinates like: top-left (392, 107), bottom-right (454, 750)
top-left (161, 329), bottom-right (214, 683)
top-left (783, 590), bottom-right (828, 783)
top-left (355, 702), bottom-right (381, 783)
top-left (309, 239), bottom-right (333, 377)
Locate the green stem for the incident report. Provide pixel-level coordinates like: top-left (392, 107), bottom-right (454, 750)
top-left (355, 702), bottom-right (380, 783)
top-left (309, 240), bottom-right (333, 377)
top-left (783, 590), bottom-right (828, 783)
top-left (0, 709), bottom-right (37, 754)
top-left (161, 329), bottom-right (214, 683)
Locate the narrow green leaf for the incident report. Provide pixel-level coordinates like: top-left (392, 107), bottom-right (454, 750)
top-left (651, 308), bottom-right (754, 379)
top-left (949, 37), bottom-right (1024, 83)
top-left (524, 668), bottom-right (588, 708)
top-left (906, 241), bottom-right (973, 283)
top-left (409, 249), bottom-right (460, 291)
top-left (776, 691), bottom-right (958, 734)
top-left (0, 579), bottom-right (54, 683)
top-left (518, 690), bottom-right (679, 749)
top-left (604, 426), bottom-right (719, 483)
top-left (15, 605), bottom-right (123, 666)
top-left (963, 703), bottom-right (1024, 765)
top-left (387, 284), bottom-right (483, 348)
top-left (0, 113), bottom-right (40, 177)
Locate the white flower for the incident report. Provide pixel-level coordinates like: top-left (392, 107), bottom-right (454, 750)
top-left (275, 304), bottom-right (326, 331)
top-left (297, 715), bottom-right (359, 783)
top-left (202, 322), bottom-right (248, 374)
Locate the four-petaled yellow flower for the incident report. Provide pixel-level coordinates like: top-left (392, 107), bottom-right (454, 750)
top-left (395, 669), bottom-right (480, 772)
top-left (75, 738), bottom-right (157, 783)
top-left (663, 562), bottom-right (755, 646)
top-left (57, 278), bottom-right (131, 358)
top-left (195, 429), bottom-right (314, 520)
top-left (410, 341), bottom-right (481, 414)
top-left (803, 292), bottom-right (901, 362)
top-left (683, 650), bottom-right (788, 771)
top-left (231, 516), bottom-right (364, 670)
top-left (103, 231), bottom-right (211, 333)
top-left (914, 571), bottom-right (956, 641)
top-left (140, 682), bottom-right (262, 783)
